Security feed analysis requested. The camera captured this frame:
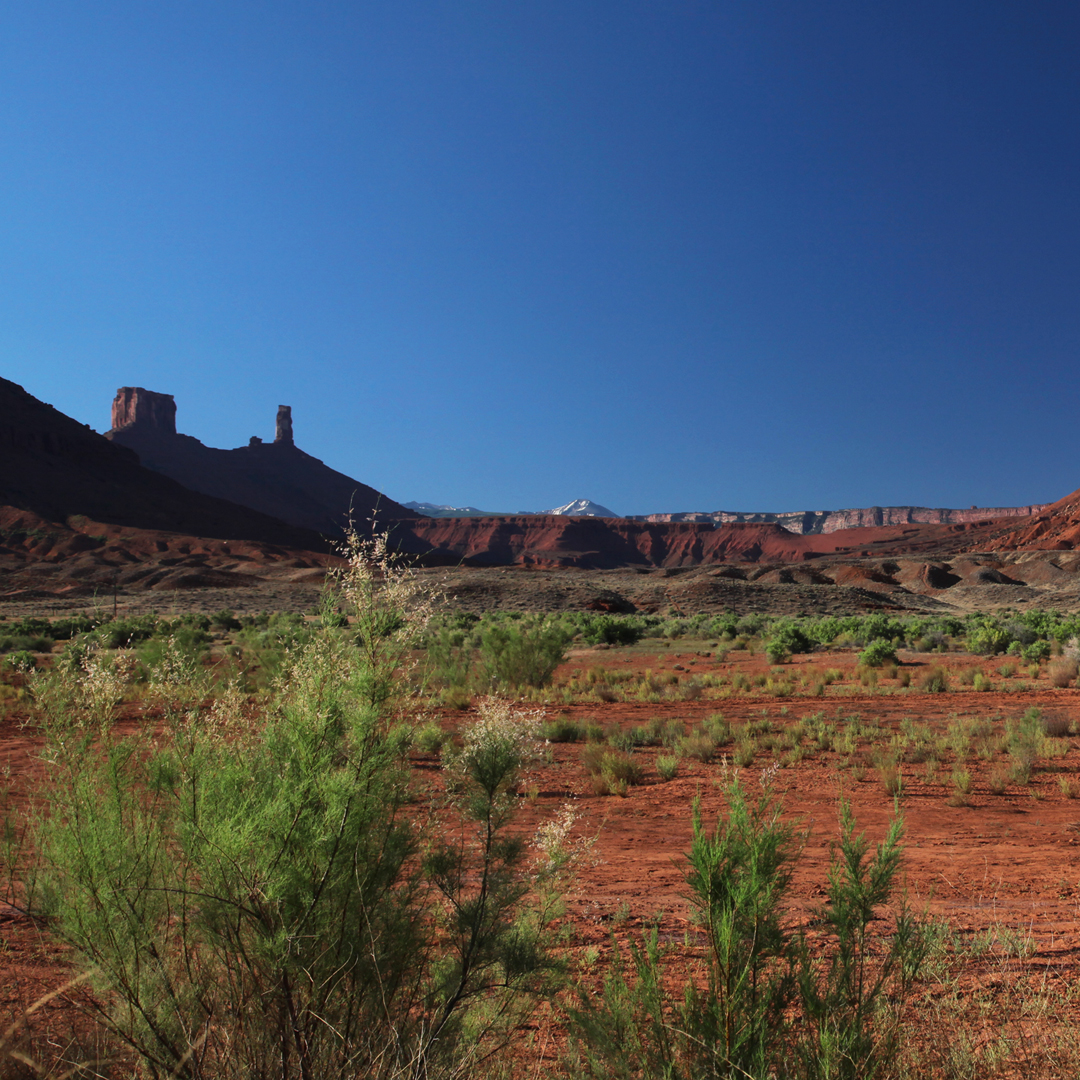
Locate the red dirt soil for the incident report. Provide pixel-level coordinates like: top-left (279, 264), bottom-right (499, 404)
top-left (5, 647), bottom-right (1080, 1074)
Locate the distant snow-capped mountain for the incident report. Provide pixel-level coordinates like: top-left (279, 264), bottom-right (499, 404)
top-left (403, 501), bottom-right (499, 517)
top-left (543, 499), bottom-right (617, 517)
top-left (405, 498), bottom-right (619, 518)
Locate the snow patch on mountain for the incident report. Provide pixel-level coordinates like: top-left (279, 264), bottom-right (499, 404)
top-left (543, 499), bottom-right (618, 517)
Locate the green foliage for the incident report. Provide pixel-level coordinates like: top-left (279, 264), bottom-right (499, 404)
top-left (479, 618), bottom-right (570, 691)
top-left (1021, 639), bottom-right (1051, 664)
top-left (569, 781), bottom-right (923, 1080)
top-left (655, 754), bottom-right (680, 781)
top-left (31, 535), bottom-right (563, 1080)
top-left (413, 719), bottom-right (446, 753)
top-left (209, 609), bottom-right (243, 632)
top-left (579, 614), bottom-right (643, 646)
top-left (2, 649), bottom-right (36, 672)
top-left (966, 620), bottom-right (1010, 656)
top-left (766, 620), bottom-right (812, 665)
top-left (541, 715), bottom-right (584, 742)
top-left (858, 640), bottom-right (898, 668)
top-left (794, 802), bottom-right (925, 1079)
top-left (581, 745), bottom-right (644, 796)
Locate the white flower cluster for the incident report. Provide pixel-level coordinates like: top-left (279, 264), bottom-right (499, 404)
top-left (78, 650), bottom-right (134, 724)
top-left (459, 697), bottom-right (542, 769)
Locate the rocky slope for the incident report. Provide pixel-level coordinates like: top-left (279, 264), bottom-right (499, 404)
top-left (107, 387), bottom-right (419, 537)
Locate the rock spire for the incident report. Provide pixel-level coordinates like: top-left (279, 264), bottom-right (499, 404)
top-left (275, 405), bottom-right (294, 445)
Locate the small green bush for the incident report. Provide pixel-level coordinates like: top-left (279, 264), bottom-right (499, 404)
top-left (568, 781), bottom-right (924, 1080)
top-left (579, 614), bottom-right (643, 646)
top-left (858, 640), bottom-right (898, 668)
top-left (540, 715), bottom-right (583, 742)
top-left (2, 649), bottom-right (36, 672)
top-left (656, 754), bottom-right (681, 782)
top-left (413, 719), bottom-right (446, 753)
top-left (479, 619), bottom-right (570, 690)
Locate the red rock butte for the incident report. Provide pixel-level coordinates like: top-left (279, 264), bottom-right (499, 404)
top-left (106, 386), bottom-right (419, 537)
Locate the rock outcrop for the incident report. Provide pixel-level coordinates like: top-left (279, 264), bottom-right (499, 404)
top-left (0, 378), bottom-right (326, 549)
top-left (107, 388), bottom-right (419, 538)
top-left (275, 405), bottom-right (293, 446)
top-left (110, 386), bottom-right (177, 435)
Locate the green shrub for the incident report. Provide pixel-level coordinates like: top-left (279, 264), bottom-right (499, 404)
top-left (210, 609), bottom-right (243, 632)
top-left (31, 534), bottom-right (564, 1080)
top-left (569, 781), bottom-right (923, 1080)
top-left (413, 719), bottom-right (446, 753)
top-left (579, 614), bottom-right (643, 646)
top-left (582, 745), bottom-right (644, 796)
top-left (2, 649), bottom-right (36, 672)
top-left (479, 619), bottom-right (570, 691)
top-left (656, 754), bottom-right (681, 781)
top-left (1022, 640), bottom-right (1051, 664)
top-left (858, 640), bottom-right (898, 668)
top-left (540, 715), bottom-right (583, 742)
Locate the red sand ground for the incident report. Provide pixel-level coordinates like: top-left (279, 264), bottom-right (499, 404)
top-left (4, 647), bottom-right (1080, 1075)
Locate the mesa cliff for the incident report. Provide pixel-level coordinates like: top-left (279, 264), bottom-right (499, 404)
top-left (106, 388), bottom-right (419, 538)
top-left (634, 504), bottom-right (1048, 533)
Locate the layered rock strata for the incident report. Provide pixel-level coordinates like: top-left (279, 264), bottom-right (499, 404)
top-left (635, 504), bottom-right (1047, 533)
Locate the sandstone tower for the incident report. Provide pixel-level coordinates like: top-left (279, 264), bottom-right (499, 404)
top-left (275, 405), bottom-right (294, 445)
top-left (110, 387), bottom-right (176, 434)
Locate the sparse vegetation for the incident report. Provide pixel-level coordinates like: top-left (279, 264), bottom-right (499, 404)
top-left (6, 595), bottom-right (1080, 1077)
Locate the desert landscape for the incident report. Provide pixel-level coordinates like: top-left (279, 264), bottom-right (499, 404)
top-left (5, 378), bottom-right (1080, 1076)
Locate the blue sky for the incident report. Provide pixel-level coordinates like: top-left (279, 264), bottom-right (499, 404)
top-left (3, 2), bottom-right (1080, 516)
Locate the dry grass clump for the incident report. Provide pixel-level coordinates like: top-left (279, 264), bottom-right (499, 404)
top-left (1041, 712), bottom-right (1072, 737)
top-left (876, 757), bottom-right (903, 796)
top-left (678, 732), bottom-right (717, 763)
top-left (1058, 776), bottom-right (1080, 799)
top-left (581, 744), bottom-right (643, 796)
top-left (1047, 658), bottom-right (1078, 688)
top-left (988, 763), bottom-right (1010, 795)
top-left (918, 665), bottom-right (950, 693)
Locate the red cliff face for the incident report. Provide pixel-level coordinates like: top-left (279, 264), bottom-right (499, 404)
top-left (637, 504), bottom-right (1048, 533)
top-left (392, 516), bottom-right (840, 569)
top-left (111, 387), bottom-right (177, 435)
top-left (816, 504), bottom-right (1048, 532)
top-left (955, 487), bottom-right (1080, 552)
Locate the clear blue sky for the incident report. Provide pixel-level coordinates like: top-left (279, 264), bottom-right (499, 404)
top-left (3, 2), bottom-right (1080, 515)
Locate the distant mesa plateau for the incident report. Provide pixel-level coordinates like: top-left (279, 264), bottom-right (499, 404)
top-left (4, 376), bottom-right (1080, 614)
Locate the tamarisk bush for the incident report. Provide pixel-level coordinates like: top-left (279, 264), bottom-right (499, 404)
top-left (31, 532), bottom-right (568, 1080)
top-left (568, 778), bottom-right (925, 1080)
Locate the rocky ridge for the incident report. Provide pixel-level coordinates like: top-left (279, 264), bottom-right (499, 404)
top-left (107, 387), bottom-right (419, 537)
top-left (634, 503), bottom-right (1048, 533)
top-left (0, 377), bottom-right (324, 550)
